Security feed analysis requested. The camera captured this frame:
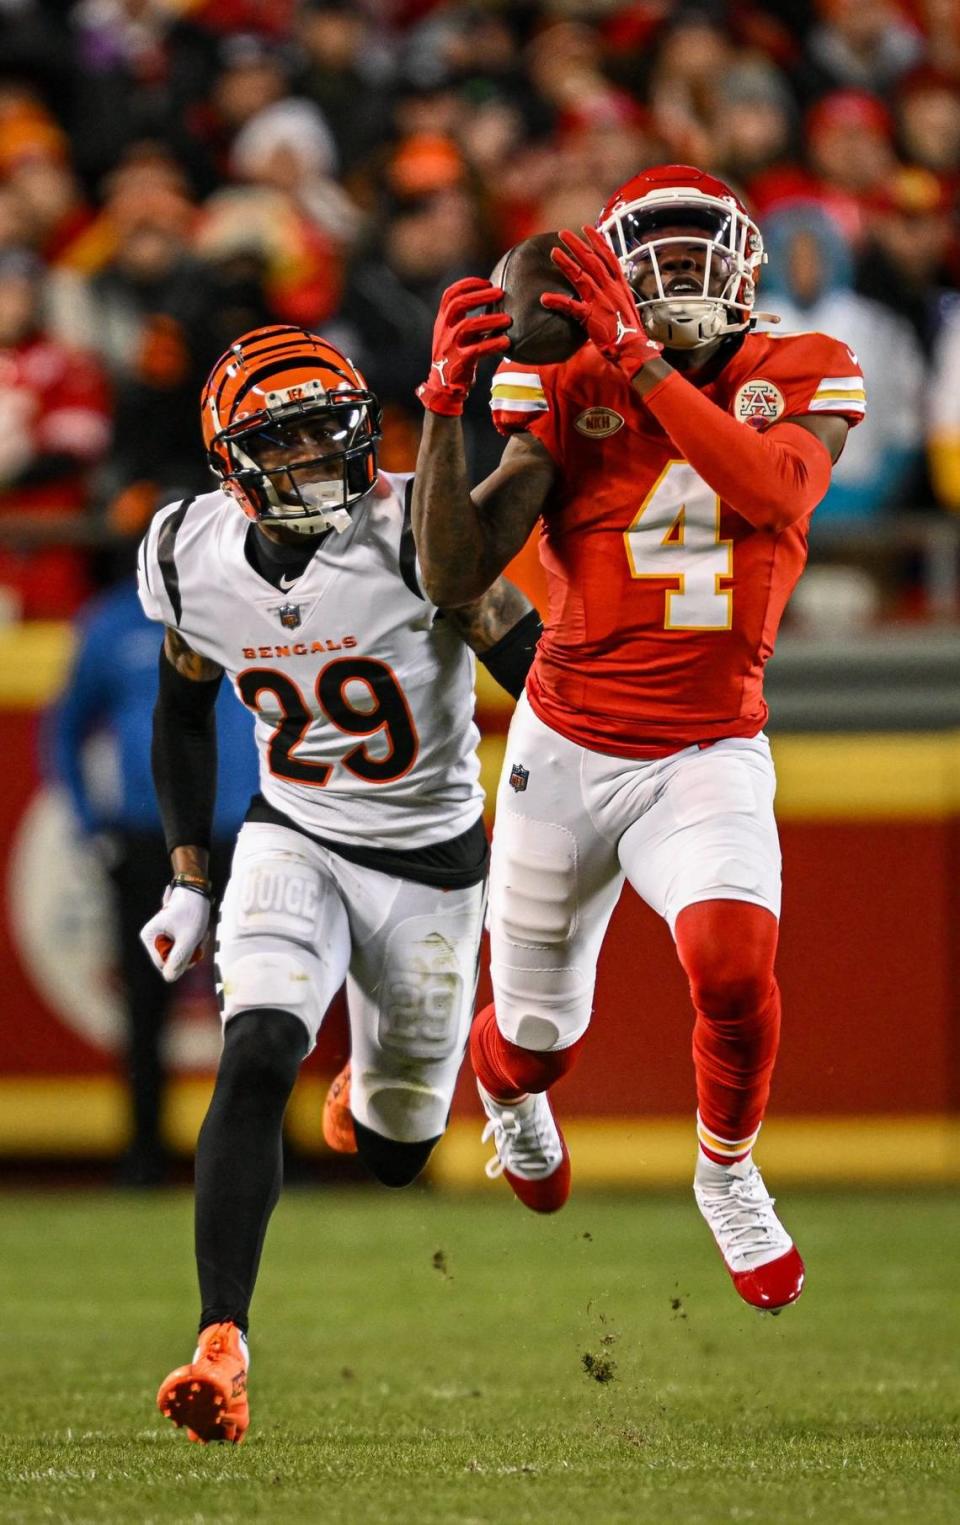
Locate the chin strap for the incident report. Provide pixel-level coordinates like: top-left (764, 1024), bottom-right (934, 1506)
top-left (642, 302), bottom-right (781, 349)
top-left (269, 504), bottom-right (352, 535)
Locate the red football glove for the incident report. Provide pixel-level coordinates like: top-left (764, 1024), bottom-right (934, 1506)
top-left (542, 226), bottom-right (664, 379)
top-left (417, 276), bottom-right (512, 416)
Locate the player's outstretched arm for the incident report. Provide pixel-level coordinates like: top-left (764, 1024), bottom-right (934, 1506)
top-left (443, 577), bottom-right (543, 699)
top-left (414, 275), bottom-right (555, 606)
top-left (414, 427), bottom-right (555, 607)
top-left (139, 629), bottom-right (224, 982)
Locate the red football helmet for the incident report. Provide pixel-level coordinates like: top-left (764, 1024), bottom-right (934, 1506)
top-left (597, 164), bottom-right (765, 349)
top-left (201, 325), bottom-right (381, 535)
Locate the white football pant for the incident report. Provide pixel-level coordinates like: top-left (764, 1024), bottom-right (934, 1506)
top-left (216, 821), bottom-right (486, 1142)
top-left (489, 694), bottom-right (781, 1053)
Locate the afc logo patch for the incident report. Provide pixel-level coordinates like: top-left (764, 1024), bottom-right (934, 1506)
top-left (734, 378), bottom-right (785, 430)
top-left (273, 602), bottom-right (302, 630)
top-left (574, 406), bottom-right (624, 439)
top-left (509, 761), bottom-right (529, 793)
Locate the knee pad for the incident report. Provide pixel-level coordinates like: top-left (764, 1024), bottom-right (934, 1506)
top-left (472, 1011), bottom-right (586, 1094)
top-left (493, 816), bottom-right (579, 947)
top-left (493, 962), bottom-right (593, 1050)
top-left (353, 1072), bottom-right (454, 1146)
top-left (353, 1118), bottom-right (439, 1188)
top-left (220, 950), bottom-right (321, 1042)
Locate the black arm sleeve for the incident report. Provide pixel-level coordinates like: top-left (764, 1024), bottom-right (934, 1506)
top-left (478, 608), bottom-right (543, 700)
top-left (152, 648), bottom-right (222, 854)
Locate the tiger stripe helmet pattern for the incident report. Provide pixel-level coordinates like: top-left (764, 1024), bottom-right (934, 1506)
top-left (201, 325), bottom-right (382, 534)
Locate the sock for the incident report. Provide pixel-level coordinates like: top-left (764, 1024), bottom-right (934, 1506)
top-left (695, 1146), bottom-right (753, 1181)
top-left (469, 1002), bottom-right (586, 1101)
top-left (674, 900), bottom-right (781, 1165)
top-left (195, 1007), bottom-right (307, 1335)
top-left (353, 1119), bottom-right (440, 1188)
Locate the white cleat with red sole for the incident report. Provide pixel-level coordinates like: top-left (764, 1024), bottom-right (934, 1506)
top-left (694, 1153), bottom-right (805, 1313)
top-left (478, 1081), bottom-right (571, 1213)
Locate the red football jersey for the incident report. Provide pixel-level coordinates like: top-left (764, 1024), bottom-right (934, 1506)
top-left (490, 331), bottom-right (866, 757)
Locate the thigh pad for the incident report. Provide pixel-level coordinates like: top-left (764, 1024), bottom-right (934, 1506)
top-left (375, 907), bottom-right (477, 1062)
top-left (492, 814), bottom-right (579, 947)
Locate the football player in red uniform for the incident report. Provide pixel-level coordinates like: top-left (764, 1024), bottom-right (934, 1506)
top-left (412, 165), bottom-right (867, 1313)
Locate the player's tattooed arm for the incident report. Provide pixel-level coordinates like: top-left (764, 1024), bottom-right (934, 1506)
top-left (412, 418), bottom-right (555, 606)
top-left (443, 577), bottom-right (534, 654)
top-left (444, 579), bottom-right (543, 701)
top-left (154, 629), bottom-right (224, 882)
top-left (163, 627), bottom-right (223, 683)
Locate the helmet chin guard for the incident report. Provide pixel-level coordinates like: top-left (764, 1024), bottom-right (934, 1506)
top-left (230, 466), bottom-right (354, 536)
top-left (597, 166), bottom-right (771, 351)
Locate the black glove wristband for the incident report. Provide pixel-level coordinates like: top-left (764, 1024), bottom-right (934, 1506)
top-left (479, 608), bottom-right (543, 700)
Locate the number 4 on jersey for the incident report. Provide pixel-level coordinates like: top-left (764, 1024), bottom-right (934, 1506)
top-left (624, 460), bottom-right (733, 630)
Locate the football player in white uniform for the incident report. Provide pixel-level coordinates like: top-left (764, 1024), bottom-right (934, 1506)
top-left (138, 326), bottom-right (541, 1444)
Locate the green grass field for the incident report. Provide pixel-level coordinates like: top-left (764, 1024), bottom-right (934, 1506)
top-left (1, 1186), bottom-right (958, 1525)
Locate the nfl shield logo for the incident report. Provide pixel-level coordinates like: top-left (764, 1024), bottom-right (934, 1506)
top-left (509, 761), bottom-right (529, 793)
top-left (276, 602), bottom-right (302, 630)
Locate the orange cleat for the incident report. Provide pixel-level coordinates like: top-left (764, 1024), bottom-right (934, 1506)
top-left (156, 1321), bottom-right (249, 1443)
top-left (322, 1062), bottom-right (358, 1154)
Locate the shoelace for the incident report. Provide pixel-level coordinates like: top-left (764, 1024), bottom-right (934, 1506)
top-left (481, 1105), bottom-right (563, 1180)
top-left (698, 1173), bottom-right (785, 1257)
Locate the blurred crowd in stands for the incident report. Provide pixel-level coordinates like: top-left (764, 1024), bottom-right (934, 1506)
top-left (3, 0), bottom-right (960, 624)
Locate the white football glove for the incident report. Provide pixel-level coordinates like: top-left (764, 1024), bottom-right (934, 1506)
top-left (140, 883), bottom-right (211, 983)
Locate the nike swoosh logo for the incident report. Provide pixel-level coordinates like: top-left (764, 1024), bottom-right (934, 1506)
top-left (278, 574), bottom-right (298, 590)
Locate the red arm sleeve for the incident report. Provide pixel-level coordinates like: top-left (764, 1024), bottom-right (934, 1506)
top-left (641, 370), bottom-right (833, 531)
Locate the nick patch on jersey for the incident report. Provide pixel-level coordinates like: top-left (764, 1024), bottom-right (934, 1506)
top-left (734, 379), bottom-right (784, 429)
top-left (575, 406), bottom-right (624, 439)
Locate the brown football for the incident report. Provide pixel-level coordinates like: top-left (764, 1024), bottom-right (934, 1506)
top-left (491, 232), bottom-right (586, 367)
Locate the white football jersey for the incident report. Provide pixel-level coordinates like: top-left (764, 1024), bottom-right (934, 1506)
top-left (137, 472), bottom-right (483, 849)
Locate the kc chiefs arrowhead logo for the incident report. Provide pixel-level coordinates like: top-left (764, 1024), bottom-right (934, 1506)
top-left (734, 378), bottom-right (785, 430)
